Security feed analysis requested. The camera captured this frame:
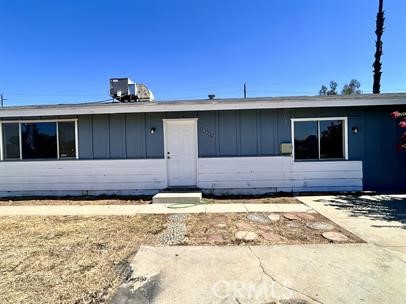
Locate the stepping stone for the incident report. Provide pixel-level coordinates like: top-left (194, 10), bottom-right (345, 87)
top-left (284, 213), bottom-right (299, 220)
top-left (322, 231), bottom-right (349, 242)
top-left (247, 213), bottom-right (270, 224)
top-left (306, 209), bottom-right (318, 214)
top-left (261, 232), bottom-right (282, 241)
top-left (296, 213), bottom-right (315, 221)
top-left (268, 214), bottom-right (280, 222)
top-left (236, 222), bottom-right (252, 230)
top-left (235, 231), bottom-right (258, 241)
top-left (307, 222), bottom-right (334, 231)
top-left (207, 234), bottom-right (224, 243)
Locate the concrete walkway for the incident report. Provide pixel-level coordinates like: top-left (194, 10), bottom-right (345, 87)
top-left (297, 195), bottom-right (406, 258)
top-left (0, 203), bottom-right (312, 216)
top-left (112, 244), bottom-right (406, 304)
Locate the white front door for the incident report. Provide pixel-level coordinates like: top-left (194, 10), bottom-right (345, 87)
top-left (164, 119), bottom-right (198, 187)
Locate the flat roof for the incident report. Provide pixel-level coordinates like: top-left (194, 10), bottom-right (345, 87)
top-left (1, 93), bottom-right (406, 118)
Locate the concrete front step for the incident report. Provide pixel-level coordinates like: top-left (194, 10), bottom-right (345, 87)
top-left (152, 192), bottom-right (202, 204)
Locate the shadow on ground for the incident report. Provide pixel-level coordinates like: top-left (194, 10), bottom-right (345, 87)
top-left (315, 195), bottom-right (406, 224)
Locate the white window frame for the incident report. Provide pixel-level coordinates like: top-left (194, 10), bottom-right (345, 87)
top-left (291, 117), bottom-right (348, 161)
top-left (0, 119), bottom-right (79, 161)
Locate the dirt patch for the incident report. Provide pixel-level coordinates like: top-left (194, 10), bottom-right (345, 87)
top-left (0, 198), bottom-right (151, 206)
top-left (202, 196), bottom-right (300, 204)
top-left (0, 215), bottom-right (165, 304)
top-left (185, 212), bottom-right (363, 245)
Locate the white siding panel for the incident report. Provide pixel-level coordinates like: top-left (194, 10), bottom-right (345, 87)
top-left (0, 159), bottom-right (167, 195)
top-left (198, 157), bottom-right (363, 194)
top-left (0, 157), bottom-right (363, 197)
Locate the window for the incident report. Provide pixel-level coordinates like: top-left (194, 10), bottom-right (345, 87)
top-left (293, 121), bottom-right (318, 160)
top-left (58, 122), bottom-right (76, 158)
top-left (320, 120), bottom-right (344, 159)
top-left (2, 123), bottom-right (20, 160)
top-left (0, 120), bottom-right (77, 160)
top-left (21, 122), bottom-right (57, 159)
top-left (293, 118), bottom-right (346, 161)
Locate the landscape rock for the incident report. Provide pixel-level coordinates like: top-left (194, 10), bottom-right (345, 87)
top-left (256, 224), bottom-right (272, 231)
top-left (215, 223), bottom-right (227, 228)
top-left (212, 215), bottom-right (228, 224)
top-left (235, 230), bottom-right (258, 241)
top-left (287, 223), bottom-right (299, 229)
top-left (322, 231), bottom-right (349, 242)
top-left (207, 234), bottom-right (224, 243)
top-left (284, 213), bottom-right (299, 220)
top-left (306, 222), bottom-right (335, 231)
top-left (261, 232), bottom-right (283, 241)
top-left (236, 222), bottom-right (252, 230)
top-left (268, 214), bottom-right (281, 222)
top-left (296, 213), bottom-right (315, 221)
top-left (247, 213), bottom-right (270, 223)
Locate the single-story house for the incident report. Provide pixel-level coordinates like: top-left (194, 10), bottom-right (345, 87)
top-left (0, 94), bottom-right (405, 197)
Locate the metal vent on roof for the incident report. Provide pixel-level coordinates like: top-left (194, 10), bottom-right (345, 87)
top-left (109, 78), bottom-right (155, 102)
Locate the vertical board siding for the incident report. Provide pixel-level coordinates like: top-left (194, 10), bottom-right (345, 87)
top-left (78, 112), bottom-right (164, 160)
top-left (145, 112), bottom-right (164, 158)
top-left (218, 111), bottom-right (238, 156)
top-left (259, 110), bottom-right (275, 155)
top-left (240, 110), bottom-right (258, 155)
top-left (197, 111), bottom-right (217, 157)
top-left (92, 114), bottom-right (110, 159)
top-left (78, 115), bottom-right (93, 159)
top-left (109, 114), bottom-right (126, 158)
top-left (125, 113), bottom-right (146, 158)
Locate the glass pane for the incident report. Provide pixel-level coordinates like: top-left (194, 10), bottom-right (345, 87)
top-left (21, 122), bottom-right (57, 159)
top-left (320, 120), bottom-right (344, 159)
top-left (2, 123), bottom-right (20, 159)
top-left (58, 122), bottom-right (76, 158)
top-left (294, 121), bottom-right (318, 160)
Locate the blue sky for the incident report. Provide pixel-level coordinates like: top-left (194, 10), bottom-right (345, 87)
top-left (1, 0), bottom-right (405, 105)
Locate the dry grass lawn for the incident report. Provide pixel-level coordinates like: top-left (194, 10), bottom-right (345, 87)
top-left (0, 198), bottom-right (151, 206)
top-left (0, 215), bottom-right (165, 304)
top-left (0, 196), bottom-right (298, 206)
top-left (0, 210), bottom-right (361, 303)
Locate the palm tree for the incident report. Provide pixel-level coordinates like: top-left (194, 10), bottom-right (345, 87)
top-left (373, 0), bottom-right (385, 94)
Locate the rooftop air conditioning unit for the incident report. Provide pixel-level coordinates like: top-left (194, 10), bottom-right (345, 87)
top-left (109, 78), bottom-right (154, 102)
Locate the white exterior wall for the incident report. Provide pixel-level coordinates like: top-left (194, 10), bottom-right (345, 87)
top-left (0, 159), bottom-right (167, 197)
top-left (198, 157), bottom-right (363, 195)
top-left (0, 157), bottom-right (362, 197)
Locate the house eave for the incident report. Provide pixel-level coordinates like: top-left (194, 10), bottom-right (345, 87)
top-left (1, 93), bottom-right (406, 118)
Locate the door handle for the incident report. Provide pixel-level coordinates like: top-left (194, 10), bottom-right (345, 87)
top-left (167, 155), bottom-right (170, 159)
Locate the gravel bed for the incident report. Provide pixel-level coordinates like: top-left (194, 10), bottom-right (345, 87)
top-left (160, 214), bottom-right (188, 245)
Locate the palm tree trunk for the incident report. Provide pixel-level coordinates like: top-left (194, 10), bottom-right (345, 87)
top-left (373, 0), bottom-right (385, 94)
